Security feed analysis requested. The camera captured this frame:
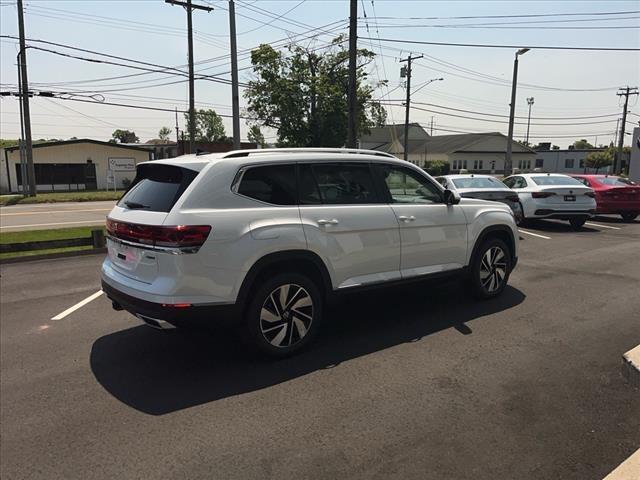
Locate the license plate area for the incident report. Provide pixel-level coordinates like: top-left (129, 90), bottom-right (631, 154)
top-left (564, 195), bottom-right (576, 202)
top-left (108, 239), bottom-right (142, 271)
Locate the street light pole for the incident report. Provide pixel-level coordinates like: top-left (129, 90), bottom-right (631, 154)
top-left (525, 97), bottom-right (535, 146)
top-left (505, 48), bottom-right (530, 176)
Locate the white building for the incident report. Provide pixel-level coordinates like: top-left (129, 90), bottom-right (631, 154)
top-left (1, 139), bottom-right (151, 193)
top-left (533, 148), bottom-right (614, 174)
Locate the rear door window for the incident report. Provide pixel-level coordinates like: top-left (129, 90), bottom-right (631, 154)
top-left (237, 164), bottom-right (297, 205)
top-left (306, 163), bottom-right (378, 205)
top-left (118, 164), bottom-right (198, 212)
top-left (373, 164), bottom-right (443, 204)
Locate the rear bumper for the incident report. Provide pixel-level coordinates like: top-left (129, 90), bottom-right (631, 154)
top-left (532, 209), bottom-right (595, 220)
top-left (102, 280), bottom-right (237, 327)
top-left (595, 202), bottom-right (640, 214)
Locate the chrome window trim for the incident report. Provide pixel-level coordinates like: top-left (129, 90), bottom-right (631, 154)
top-left (106, 234), bottom-right (201, 255)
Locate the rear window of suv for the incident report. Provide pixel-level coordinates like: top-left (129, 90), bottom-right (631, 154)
top-left (118, 164), bottom-right (198, 212)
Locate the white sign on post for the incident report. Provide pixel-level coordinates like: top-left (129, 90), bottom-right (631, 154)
top-left (108, 158), bottom-right (136, 172)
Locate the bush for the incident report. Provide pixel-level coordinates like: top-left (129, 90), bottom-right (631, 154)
top-left (423, 160), bottom-right (450, 176)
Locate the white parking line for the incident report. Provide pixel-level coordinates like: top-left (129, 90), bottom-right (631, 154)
top-left (518, 229), bottom-right (551, 240)
top-left (585, 222), bottom-right (621, 230)
top-left (51, 290), bottom-right (103, 321)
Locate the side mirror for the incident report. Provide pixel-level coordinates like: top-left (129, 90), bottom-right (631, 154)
top-left (444, 189), bottom-right (461, 205)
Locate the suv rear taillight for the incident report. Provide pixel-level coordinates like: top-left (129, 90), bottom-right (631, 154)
top-left (531, 192), bottom-right (556, 198)
top-left (106, 218), bottom-right (211, 248)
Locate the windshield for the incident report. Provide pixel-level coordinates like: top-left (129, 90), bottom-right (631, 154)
top-left (452, 177), bottom-right (504, 189)
top-left (597, 177), bottom-right (636, 186)
top-left (531, 176), bottom-right (584, 186)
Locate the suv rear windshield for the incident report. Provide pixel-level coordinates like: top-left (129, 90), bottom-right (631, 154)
top-left (530, 176), bottom-right (583, 186)
top-left (118, 164), bottom-right (198, 212)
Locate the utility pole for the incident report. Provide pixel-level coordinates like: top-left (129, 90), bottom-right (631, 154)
top-left (505, 48), bottom-right (530, 176)
top-left (346, 0), bottom-right (357, 148)
top-left (430, 116), bottom-right (434, 136)
top-left (175, 107), bottom-right (180, 145)
top-left (165, 0), bottom-right (212, 154)
top-left (614, 86), bottom-right (638, 173)
top-left (17, 0), bottom-right (35, 196)
top-left (525, 97), bottom-right (534, 146)
top-left (228, 0), bottom-right (240, 150)
top-left (399, 54), bottom-right (423, 161)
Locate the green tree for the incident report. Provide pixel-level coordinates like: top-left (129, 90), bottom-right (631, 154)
top-left (111, 129), bottom-right (139, 143)
top-left (573, 138), bottom-right (594, 149)
top-left (158, 126), bottom-right (172, 141)
top-left (584, 150), bottom-right (613, 173)
top-left (244, 37), bottom-right (387, 147)
top-left (247, 125), bottom-right (266, 147)
top-left (184, 109), bottom-right (228, 142)
top-left (423, 160), bottom-right (449, 176)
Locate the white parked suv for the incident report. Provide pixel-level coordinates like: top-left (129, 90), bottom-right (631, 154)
top-left (102, 148), bottom-right (519, 356)
top-left (502, 173), bottom-right (596, 229)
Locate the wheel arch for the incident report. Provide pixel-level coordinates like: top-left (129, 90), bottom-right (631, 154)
top-left (236, 250), bottom-right (333, 314)
top-left (469, 225), bottom-right (517, 267)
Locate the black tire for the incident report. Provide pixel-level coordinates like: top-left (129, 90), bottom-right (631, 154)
top-left (569, 218), bottom-right (586, 230)
top-left (469, 238), bottom-right (512, 300)
top-left (244, 273), bottom-right (322, 357)
top-left (621, 211), bottom-right (638, 222)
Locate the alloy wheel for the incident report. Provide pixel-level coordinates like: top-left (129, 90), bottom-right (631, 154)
top-left (479, 246), bottom-right (508, 293)
top-left (260, 284), bottom-right (314, 348)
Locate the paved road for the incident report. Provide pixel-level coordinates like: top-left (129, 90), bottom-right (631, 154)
top-left (1, 218), bottom-right (639, 480)
top-left (0, 201), bottom-right (115, 231)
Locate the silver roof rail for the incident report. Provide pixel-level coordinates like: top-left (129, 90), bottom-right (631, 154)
top-left (222, 147), bottom-right (396, 159)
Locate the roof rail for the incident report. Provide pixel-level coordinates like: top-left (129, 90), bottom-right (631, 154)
top-left (222, 147), bottom-right (396, 159)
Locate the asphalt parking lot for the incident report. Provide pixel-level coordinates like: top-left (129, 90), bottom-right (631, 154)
top-left (1, 216), bottom-right (639, 480)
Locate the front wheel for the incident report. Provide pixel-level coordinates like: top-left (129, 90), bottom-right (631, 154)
top-left (469, 238), bottom-right (512, 300)
top-left (244, 273), bottom-right (322, 357)
top-left (621, 212), bottom-right (638, 222)
top-left (569, 218), bottom-right (586, 230)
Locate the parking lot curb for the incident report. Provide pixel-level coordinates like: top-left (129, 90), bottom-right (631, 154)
top-left (0, 248), bottom-right (107, 265)
top-left (603, 448), bottom-right (640, 480)
top-left (622, 345), bottom-right (640, 389)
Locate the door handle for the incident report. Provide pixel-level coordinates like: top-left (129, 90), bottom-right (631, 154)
top-left (317, 219), bottom-right (339, 225)
top-left (397, 215), bottom-right (416, 222)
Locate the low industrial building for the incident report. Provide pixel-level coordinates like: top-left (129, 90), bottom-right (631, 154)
top-left (1, 139), bottom-right (151, 193)
top-left (360, 125), bottom-right (536, 173)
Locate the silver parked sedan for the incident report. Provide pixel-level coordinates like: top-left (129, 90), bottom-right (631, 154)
top-left (435, 174), bottom-right (523, 224)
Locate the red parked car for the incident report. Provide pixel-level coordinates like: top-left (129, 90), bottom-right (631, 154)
top-left (571, 175), bottom-right (640, 222)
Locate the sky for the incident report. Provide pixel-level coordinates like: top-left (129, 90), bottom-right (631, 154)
top-left (1, 0), bottom-right (639, 147)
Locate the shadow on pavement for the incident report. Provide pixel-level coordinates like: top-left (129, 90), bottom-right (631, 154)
top-left (593, 215), bottom-right (639, 225)
top-left (90, 281), bottom-right (525, 415)
top-left (523, 219), bottom-right (600, 233)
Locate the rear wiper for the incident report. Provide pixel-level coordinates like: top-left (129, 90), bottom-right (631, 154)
top-left (124, 201), bottom-right (149, 209)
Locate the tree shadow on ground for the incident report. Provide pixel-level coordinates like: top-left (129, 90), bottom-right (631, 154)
top-left (90, 281), bottom-right (525, 415)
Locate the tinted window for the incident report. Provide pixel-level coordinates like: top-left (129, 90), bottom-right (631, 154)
top-left (375, 164), bottom-right (442, 204)
top-left (531, 175), bottom-right (584, 186)
top-left (452, 177), bottom-right (506, 189)
top-left (309, 163), bottom-right (377, 204)
top-left (298, 164), bottom-right (322, 204)
top-left (597, 177), bottom-right (636, 186)
top-left (118, 164), bottom-right (197, 212)
top-left (237, 164), bottom-right (297, 205)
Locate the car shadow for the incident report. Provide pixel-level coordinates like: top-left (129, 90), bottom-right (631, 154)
top-left (522, 219), bottom-right (600, 233)
top-left (90, 281), bottom-right (525, 415)
top-left (594, 215), bottom-right (639, 225)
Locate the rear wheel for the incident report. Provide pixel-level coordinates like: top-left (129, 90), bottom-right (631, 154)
top-left (569, 218), bottom-right (586, 230)
top-left (244, 273), bottom-right (322, 357)
top-left (469, 238), bottom-right (511, 299)
top-left (621, 211), bottom-right (638, 222)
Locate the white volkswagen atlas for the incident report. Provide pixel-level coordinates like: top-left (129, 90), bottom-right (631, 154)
top-left (102, 148), bottom-right (519, 356)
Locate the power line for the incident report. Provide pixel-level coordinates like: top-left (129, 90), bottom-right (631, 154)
top-left (369, 11), bottom-right (640, 20)
top-left (360, 36), bottom-right (640, 51)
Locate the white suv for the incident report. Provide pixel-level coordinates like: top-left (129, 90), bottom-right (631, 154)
top-left (102, 148), bottom-right (519, 356)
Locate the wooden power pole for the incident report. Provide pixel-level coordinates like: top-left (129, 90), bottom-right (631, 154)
top-left (228, 0), bottom-right (240, 150)
top-left (346, 0), bottom-right (357, 148)
top-left (165, 0), bottom-right (212, 154)
top-left (17, 0), bottom-right (36, 196)
top-left (614, 86), bottom-right (638, 173)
